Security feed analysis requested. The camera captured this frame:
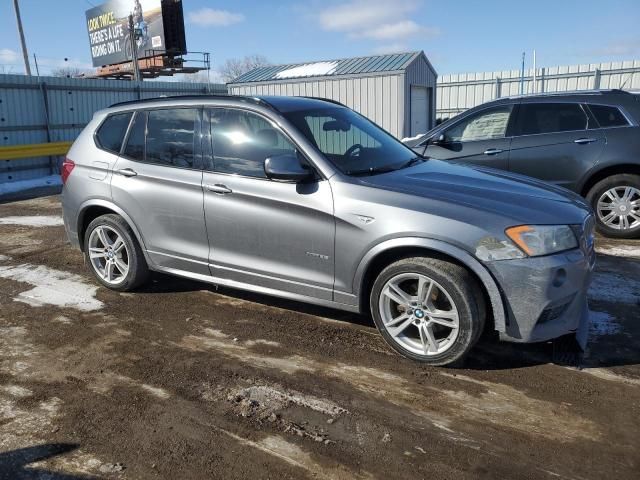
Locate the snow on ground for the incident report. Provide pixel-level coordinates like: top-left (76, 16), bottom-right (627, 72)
top-left (0, 263), bottom-right (103, 311)
top-left (596, 245), bottom-right (640, 259)
top-left (0, 216), bottom-right (64, 227)
top-left (0, 175), bottom-right (61, 196)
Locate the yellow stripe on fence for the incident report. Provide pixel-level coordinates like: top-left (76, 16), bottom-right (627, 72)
top-left (0, 141), bottom-right (73, 161)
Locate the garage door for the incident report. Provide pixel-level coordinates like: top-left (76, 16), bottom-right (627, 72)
top-left (410, 86), bottom-right (428, 136)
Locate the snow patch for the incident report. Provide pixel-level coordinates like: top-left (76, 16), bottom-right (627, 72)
top-left (275, 61), bottom-right (338, 79)
top-left (0, 254), bottom-right (9, 262)
top-left (596, 244), bottom-right (640, 259)
top-left (0, 263), bottom-right (103, 311)
top-left (589, 310), bottom-right (621, 336)
top-left (0, 175), bottom-right (61, 196)
top-left (0, 215), bottom-right (64, 227)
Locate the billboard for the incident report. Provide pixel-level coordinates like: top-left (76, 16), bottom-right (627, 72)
top-left (86, 0), bottom-right (186, 68)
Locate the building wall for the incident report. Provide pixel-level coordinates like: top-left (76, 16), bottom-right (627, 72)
top-left (230, 74), bottom-right (405, 138)
top-left (0, 73), bottom-right (227, 183)
top-left (437, 60), bottom-right (640, 122)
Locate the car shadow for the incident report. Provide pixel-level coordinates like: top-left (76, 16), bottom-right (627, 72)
top-left (0, 443), bottom-right (92, 479)
top-left (140, 268), bottom-right (639, 372)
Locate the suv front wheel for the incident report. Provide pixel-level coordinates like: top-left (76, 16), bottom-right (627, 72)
top-left (370, 257), bottom-right (485, 366)
top-left (587, 174), bottom-right (640, 239)
top-left (84, 214), bottom-right (149, 291)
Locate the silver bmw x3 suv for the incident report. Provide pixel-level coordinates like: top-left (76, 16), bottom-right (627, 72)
top-left (62, 95), bottom-right (596, 366)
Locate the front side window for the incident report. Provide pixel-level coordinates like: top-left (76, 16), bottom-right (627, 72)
top-left (516, 103), bottom-right (588, 136)
top-left (96, 112), bottom-right (132, 154)
top-left (282, 106), bottom-right (418, 176)
top-left (444, 106), bottom-right (512, 142)
top-left (209, 109), bottom-right (298, 178)
top-left (588, 104), bottom-right (630, 128)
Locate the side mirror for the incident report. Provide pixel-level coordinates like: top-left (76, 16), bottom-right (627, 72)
top-left (264, 154), bottom-right (314, 182)
top-left (430, 133), bottom-right (447, 146)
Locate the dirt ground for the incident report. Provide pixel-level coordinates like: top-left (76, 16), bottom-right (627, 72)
top-left (0, 195), bottom-right (638, 480)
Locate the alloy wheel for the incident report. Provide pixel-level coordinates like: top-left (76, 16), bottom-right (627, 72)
top-left (88, 225), bottom-right (129, 285)
top-left (597, 186), bottom-right (640, 231)
top-left (378, 273), bottom-right (460, 356)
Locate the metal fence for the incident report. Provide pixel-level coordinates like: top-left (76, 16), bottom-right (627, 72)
top-left (0, 74), bottom-right (227, 184)
top-left (437, 60), bottom-right (640, 122)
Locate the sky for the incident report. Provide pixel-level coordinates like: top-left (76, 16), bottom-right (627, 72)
top-left (0, 0), bottom-right (639, 79)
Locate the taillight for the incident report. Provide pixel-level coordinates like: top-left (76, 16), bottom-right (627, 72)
top-left (61, 157), bottom-right (75, 185)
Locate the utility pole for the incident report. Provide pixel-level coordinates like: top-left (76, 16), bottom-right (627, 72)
top-left (12, 0), bottom-right (32, 75)
top-left (128, 14), bottom-right (141, 82)
top-left (532, 50), bottom-right (537, 94)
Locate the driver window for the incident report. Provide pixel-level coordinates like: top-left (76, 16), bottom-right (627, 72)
top-left (444, 106), bottom-right (513, 142)
top-left (305, 116), bottom-right (381, 155)
top-left (209, 108), bottom-right (297, 178)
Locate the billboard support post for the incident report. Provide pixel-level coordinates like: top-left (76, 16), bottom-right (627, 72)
top-left (128, 14), bottom-right (142, 82)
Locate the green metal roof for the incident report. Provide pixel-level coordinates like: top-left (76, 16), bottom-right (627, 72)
top-left (230, 51), bottom-right (423, 84)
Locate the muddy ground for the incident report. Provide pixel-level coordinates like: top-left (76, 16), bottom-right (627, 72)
top-left (0, 195), bottom-right (638, 480)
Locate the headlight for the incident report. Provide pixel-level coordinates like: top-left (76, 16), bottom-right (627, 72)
top-left (505, 225), bottom-right (578, 257)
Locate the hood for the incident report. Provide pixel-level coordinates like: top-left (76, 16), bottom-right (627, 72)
top-left (358, 159), bottom-right (591, 225)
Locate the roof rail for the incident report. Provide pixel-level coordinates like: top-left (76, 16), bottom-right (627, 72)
top-left (108, 94), bottom-right (273, 109)
top-left (495, 89), bottom-right (632, 101)
top-left (299, 96), bottom-right (347, 107)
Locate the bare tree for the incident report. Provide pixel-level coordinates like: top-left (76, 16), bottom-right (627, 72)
top-left (50, 66), bottom-right (86, 78)
top-left (219, 54), bottom-right (270, 83)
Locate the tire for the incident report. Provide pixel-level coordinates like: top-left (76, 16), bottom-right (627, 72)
top-left (586, 174), bottom-right (640, 239)
top-left (84, 214), bottom-right (149, 291)
top-left (370, 257), bottom-right (485, 366)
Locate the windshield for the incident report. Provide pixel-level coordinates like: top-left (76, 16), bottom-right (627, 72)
top-left (282, 106), bottom-right (421, 176)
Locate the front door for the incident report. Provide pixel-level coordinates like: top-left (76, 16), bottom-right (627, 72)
top-left (111, 108), bottom-right (210, 275)
top-left (508, 102), bottom-right (605, 191)
top-left (202, 108), bottom-right (335, 300)
top-left (424, 104), bottom-right (514, 170)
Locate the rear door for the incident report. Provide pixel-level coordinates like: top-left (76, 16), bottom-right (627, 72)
top-left (508, 102), bottom-right (605, 190)
top-left (202, 108), bottom-right (335, 300)
top-left (111, 107), bottom-right (210, 275)
top-left (423, 104), bottom-right (514, 170)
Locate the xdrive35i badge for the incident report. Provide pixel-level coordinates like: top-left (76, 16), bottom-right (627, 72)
top-left (306, 252), bottom-right (330, 260)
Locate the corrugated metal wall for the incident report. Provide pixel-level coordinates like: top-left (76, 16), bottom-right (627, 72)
top-left (437, 60), bottom-right (640, 122)
top-left (0, 74), bottom-right (227, 183)
top-left (230, 75), bottom-right (405, 138)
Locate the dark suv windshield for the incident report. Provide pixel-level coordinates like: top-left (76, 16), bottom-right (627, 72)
top-left (282, 106), bottom-right (421, 176)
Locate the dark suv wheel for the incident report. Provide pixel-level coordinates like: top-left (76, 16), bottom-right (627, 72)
top-left (587, 174), bottom-right (640, 239)
top-left (370, 257), bottom-right (485, 366)
top-left (84, 214), bottom-right (149, 291)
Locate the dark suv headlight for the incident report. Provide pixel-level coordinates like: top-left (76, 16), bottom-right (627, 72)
top-left (505, 225), bottom-right (579, 257)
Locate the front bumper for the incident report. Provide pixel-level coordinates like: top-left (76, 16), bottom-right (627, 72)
top-left (486, 246), bottom-right (595, 349)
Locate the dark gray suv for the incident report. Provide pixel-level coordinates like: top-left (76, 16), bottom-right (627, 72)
top-left (62, 95), bottom-right (595, 366)
top-left (405, 90), bottom-right (640, 238)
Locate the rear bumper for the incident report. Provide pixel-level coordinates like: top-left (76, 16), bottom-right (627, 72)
top-left (487, 247), bottom-right (595, 349)
top-left (62, 189), bottom-right (81, 250)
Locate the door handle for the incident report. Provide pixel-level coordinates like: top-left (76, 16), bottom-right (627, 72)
top-left (483, 148), bottom-right (504, 156)
top-left (205, 184), bottom-right (232, 195)
top-left (574, 138), bottom-right (597, 145)
top-left (115, 168), bottom-right (137, 177)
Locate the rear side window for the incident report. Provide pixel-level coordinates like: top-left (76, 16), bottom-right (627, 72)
top-left (589, 104), bottom-right (630, 128)
top-left (516, 103), bottom-right (588, 136)
top-left (123, 111), bottom-right (146, 161)
top-left (96, 112), bottom-right (132, 153)
top-left (146, 109), bottom-right (198, 168)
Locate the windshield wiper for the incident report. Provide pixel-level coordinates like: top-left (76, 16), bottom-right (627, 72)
top-left (400, 157), bottom-right (427, 169)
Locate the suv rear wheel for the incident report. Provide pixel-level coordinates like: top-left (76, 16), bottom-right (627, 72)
top-left (587, 174), bottom-right (640, 239)
top-left (84, 214), bottom-right (149, 291)
top-left (370, 257), bottom-right (485, 366)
